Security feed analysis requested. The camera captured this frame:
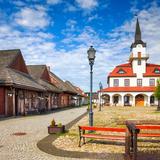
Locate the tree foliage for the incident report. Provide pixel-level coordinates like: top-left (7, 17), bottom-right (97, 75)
top-left (155, 79), bottom-right (160, 99)
top-left (155, 79), bottom-right (160, 110)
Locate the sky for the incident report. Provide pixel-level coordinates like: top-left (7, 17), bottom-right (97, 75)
top-left (0, 0), bottom-right (160, 92)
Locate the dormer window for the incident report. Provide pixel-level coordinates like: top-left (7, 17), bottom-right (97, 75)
top-left (117, 69), bottom-right (125, 74)
top-left (154, 68), bottom-right (160, 74)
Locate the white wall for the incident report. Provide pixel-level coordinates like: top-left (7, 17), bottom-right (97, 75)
top-left (109, 77), bottom-right (159, 87)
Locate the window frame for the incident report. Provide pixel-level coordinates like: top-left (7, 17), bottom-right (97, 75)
top-left (124, 79), bottom-right (130, 86)
top-left (149, 79), bottom-right (155, 86)
top-left (113, 79), bottom-right (119, 87)
top-left (137, 79), bottom-right (142, 86)
top-left (138, 60), bottom-right (141, 65)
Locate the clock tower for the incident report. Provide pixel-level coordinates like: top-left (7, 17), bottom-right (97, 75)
top-left (129, 18), bottom-right (149, 77)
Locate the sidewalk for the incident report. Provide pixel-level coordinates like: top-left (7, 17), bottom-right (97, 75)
top-left (0, 106), bottom-right (87, 160)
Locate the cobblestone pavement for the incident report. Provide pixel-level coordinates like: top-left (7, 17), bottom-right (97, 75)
top-left (0, 107), bottom-right (87, 160)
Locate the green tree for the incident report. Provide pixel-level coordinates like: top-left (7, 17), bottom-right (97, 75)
top-left (155, 79), bottom-right (160, 111)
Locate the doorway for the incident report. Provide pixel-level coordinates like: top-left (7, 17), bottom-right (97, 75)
top-left (135, 94), bottom-right (144, 106)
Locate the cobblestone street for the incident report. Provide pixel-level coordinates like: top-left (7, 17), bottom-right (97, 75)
top-left (0, 107), bottom-right (87, 160)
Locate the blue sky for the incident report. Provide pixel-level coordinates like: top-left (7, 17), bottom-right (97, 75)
top-left (0, 0), bottom-right (160, 91)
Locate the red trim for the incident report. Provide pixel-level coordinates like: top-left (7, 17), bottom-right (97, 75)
top-left (109, 63), bottom-right (160, 77)
top-left (79, 126), bottom-right (126, 132)
top-left (136, 125), bottom-right (160, 130)
top-left (101, 86), bottom-right (156, 92)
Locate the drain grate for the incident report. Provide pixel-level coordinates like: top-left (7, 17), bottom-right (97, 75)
top-left (12, 132), bottom-right (27, 136)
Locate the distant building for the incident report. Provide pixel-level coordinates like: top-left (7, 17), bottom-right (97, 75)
top-left (100, 19), bottom-right (160, 106)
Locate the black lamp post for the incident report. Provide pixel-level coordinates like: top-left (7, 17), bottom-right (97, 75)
top-left (99, 82), bottom-right (103, 111)
top-left (87, 46), bottom-right (96, 126)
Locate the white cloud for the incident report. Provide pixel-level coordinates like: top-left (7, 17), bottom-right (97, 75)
top-left (75, 0), bottom-right (98, 10)
top-left (47, 0), bottom-right (62, 5)
top-left (0, 2), bottom-right (160, 92)
top-left (14, 7), bottom-right (50, 29)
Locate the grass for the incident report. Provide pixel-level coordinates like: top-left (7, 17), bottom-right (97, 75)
top-left (53, 106), bottom-right (160, 157)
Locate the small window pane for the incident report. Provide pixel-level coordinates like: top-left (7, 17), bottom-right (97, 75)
top-left (137, 79), bottom-right (142, 86)
top-left (124, 79), bottom-right (130, 86)
top-left (154, 68), bottom-right (160, 74)
top-left (149, 79), bottom-right (155, 86)
top-left (138, 60), bottom-right (141, 65)
top-left (114, 79), bottom-right (119, 86)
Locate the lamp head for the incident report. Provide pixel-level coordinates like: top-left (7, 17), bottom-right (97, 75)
top-left (87, 46), bottom-right (96, 64)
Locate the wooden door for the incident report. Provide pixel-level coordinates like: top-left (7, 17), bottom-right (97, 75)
top-left (0, 88), bottom-right (5, 115)
top-left (135, 95), bottom-right (144, 106)
top-left (7, 93), bottom-right (13, 116)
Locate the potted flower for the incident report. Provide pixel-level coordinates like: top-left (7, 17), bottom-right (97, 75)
top-left (48, 119), bottom-right (65, 134)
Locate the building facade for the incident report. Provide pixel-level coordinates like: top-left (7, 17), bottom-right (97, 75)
top-left (100, 19), bottom-right (160, 107)
top-left (0, 49), bottom-right (87, 117)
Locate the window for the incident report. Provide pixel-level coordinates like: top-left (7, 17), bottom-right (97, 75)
top-left (124, 79), bottom-right (130, 86)
top-left (154, 68), bottom-right (160, 74)
top-left (114, 79), bottom-right (119, 86)
top-left (117, 69), bottom-right (125, 74)
top-left (149, 79), bottom-right (155, 86)
top-left (150, 96), bottom-right (155, 104)
top-left (137, 79), bottom-right (142, 86)
top-left (138, 60), bottom-right (141, 65)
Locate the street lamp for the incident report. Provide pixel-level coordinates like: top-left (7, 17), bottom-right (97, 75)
top-left (87, 46), bottom-right (96, 126)
top-left (99, 82), bottom-right (103, 111)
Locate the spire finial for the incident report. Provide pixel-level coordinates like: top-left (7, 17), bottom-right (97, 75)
top-left (135, 17), bottom-right (141, 42)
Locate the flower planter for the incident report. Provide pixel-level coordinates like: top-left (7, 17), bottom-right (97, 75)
top-left (48, 125), bottom-right (65, 134)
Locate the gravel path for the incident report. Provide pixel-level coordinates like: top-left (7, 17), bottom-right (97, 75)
top-left (0, 107), bottom-right (87, 160)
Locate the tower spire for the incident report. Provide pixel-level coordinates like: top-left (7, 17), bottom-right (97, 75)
top-left (135, 18), bottom-right (141, 42)
top-left (130, 18), bottom-right (146, 48)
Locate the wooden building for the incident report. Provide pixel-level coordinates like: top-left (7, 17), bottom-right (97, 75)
top-left (0, 49), bottom-right (45, 117)
top-left (49, 72), bottom-right (78, 107)
top-left (27, 65), bottom-right (62, 110)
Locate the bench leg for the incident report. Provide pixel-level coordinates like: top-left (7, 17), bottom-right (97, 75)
top-left (83, 137), bottom-right (86, 144)
top-left (132, 133), bottom-right (138, 160)
top-left (125, 128), bottom-right (131, 158)
top-left (78, 136), bottom-right (82, 147)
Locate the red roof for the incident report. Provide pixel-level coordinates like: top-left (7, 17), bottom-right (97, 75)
top-left (143, 63), bottom-right (160, 77)
top-left (101, 86), bottom-right (156, 92)
top-left (109, 63), bottom-right (136, 77)
top-left (109, 63), bottom-right (160, 77)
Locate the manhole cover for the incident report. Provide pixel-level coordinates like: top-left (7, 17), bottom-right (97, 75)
top-left (12, 132), bottom-right (27, 136)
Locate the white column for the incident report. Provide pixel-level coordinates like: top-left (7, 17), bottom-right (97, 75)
top-left (122, 95), bottom-right (125, 106)
top-left (109, 94), bottom-right (112, 106)
top-left (146, 95), bottom-right (150, 106)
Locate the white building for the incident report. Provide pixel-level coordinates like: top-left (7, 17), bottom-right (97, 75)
top-left (100, 19), bottom-right (160, 107)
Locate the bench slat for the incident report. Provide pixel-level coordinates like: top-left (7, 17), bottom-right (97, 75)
top-left (79, 126), bottom-right (126, 132)
top-left (82, 134), bottom-right (125, 140)
top-left (136, 125), bottom-right (160, 130)
top-left (138, 133), bottom-right (160, 137)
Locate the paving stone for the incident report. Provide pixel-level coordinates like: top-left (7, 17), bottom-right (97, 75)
top-left (0, 107), bottom-right (87, 160)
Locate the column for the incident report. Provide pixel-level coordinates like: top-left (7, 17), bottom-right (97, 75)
top-left (122, 95), bottom-right (125, 106)
top-left (109, 95), bottom-right (112, 106)
top-left (132, 96), bottom-right (135, 106)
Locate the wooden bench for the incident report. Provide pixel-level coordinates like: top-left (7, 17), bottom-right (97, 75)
top-left (126, 121), bottom-right (160, 160)
top-left (78, 126), bottom-right (126, 147)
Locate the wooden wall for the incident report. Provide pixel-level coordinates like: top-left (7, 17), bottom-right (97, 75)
top-left (0, 87), bottom-right (5, 115)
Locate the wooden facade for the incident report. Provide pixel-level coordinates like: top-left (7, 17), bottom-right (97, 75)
top-left (0, 49), bottom-right (87, 117)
